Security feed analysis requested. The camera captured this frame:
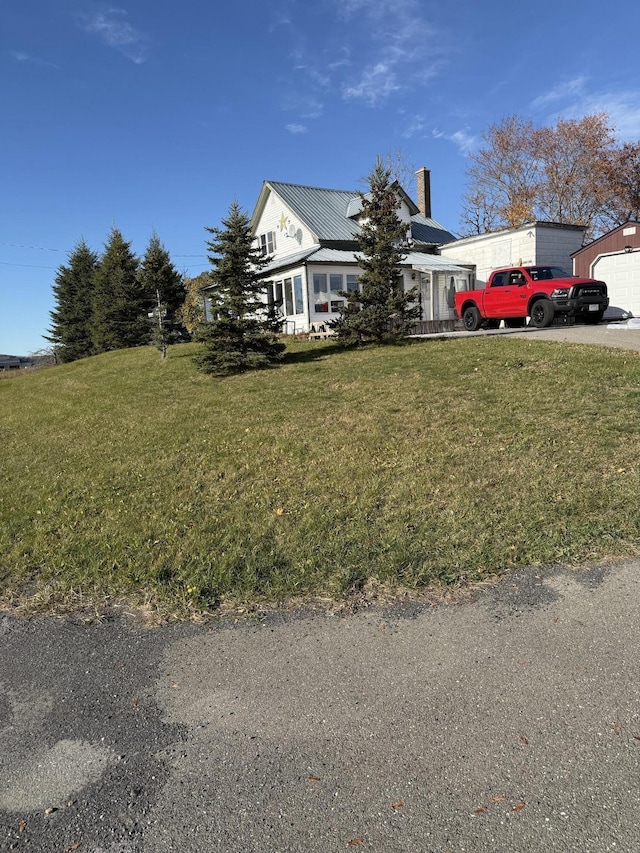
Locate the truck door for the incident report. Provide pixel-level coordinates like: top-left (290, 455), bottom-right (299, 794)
top-left (483, 270), bottom-right (527, 318)
top-left (482, 271), bottom-right (510, 318)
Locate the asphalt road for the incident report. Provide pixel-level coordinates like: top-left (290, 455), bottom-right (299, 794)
top-left (2, 559), bottom-right (640, 853)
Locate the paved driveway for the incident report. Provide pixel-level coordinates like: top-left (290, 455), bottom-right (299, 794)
top-left (2, 559), bottom-right (640, 852)
top-left (505, 321), bottom-right (640, 352)
top-left (418, 320), bottom-right (640, 353)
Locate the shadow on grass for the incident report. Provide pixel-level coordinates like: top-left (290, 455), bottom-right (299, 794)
top-left (282, 341), bottom-right (346, 365)
top-left (179, 336), bottom-right (435, 374)
top-left (281, 337), bottom-right (430, 366)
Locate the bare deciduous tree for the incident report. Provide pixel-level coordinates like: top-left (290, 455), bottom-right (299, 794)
top-left (460, 112), bottom-right (635, 241)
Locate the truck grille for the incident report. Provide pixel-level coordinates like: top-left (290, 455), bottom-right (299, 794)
top-left (573, 283), bottom-right (606, 298)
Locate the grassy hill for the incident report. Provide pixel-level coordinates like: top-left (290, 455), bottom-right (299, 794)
top-left (2, 338), bottom-right (640, 616)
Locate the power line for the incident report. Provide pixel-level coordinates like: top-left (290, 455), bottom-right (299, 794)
top-left (0, 261), bottom-right (56, 269)
top-left (0, 242), bottom-right (63, 252)
top-left (0, 242), bottom-right (207, 259)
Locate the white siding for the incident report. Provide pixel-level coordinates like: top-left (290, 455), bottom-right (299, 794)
top-left (440, 224), bottom-right (585, 287)
top-left (253, 190), bottom-right (318, 261)
top-left (533, 226), bottom-right (584, 272)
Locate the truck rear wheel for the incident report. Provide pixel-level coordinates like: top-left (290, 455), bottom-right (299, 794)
top-left (529, 300), bottom-right (554, 328)
top-left (463, 305), bottom-right (482, 332)
top-left (583, 310), bottom-right (604, 324)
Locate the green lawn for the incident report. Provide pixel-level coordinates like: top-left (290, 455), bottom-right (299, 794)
top-left (2, 337), bottom-right (640, 616)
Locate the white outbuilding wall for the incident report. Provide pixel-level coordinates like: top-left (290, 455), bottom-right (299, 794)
top-left (440, 223), bottom-right (586, 287)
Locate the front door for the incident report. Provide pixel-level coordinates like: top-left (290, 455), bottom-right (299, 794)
top-left (418, 273), bottom-right (432, 321)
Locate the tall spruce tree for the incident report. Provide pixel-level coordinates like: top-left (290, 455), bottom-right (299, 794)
top-left (46, 239), bottom-right (99, 362)
top-left (138, 233), bottom-right (187, 357)
top-left (194, 201), bottom-right (285, 375)
top-left (331, 159), bottom-right (421, 344)
top-left (91, 227), bottom-right (147, 352)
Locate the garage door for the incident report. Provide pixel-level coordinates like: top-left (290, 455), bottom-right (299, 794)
top-left (592, 252), bottom-right (640, 318)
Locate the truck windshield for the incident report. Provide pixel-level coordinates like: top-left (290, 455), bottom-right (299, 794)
top-left (527, 266), bottom-right (571, 281)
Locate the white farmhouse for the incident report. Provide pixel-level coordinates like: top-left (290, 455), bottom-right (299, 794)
top-left (212, 168), bottom-right (474, 335)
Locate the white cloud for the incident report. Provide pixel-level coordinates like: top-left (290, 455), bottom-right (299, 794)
top-left (343, 62), bottom-right (401, 106)
top-left (77, 8), bottom-right (150, 64)
top-left (401, 114), bottom-right (427, 139)
top-left (532, 76), bottom-right (640, 141)
top-left (449, 129), bottom-right (477, 154)
top-left (11, 50), bottom-right (58, 69)
top-left (433, 127), bottom-right (477, 154)
top-left (337, 0), bottom-right (442, 106)
top-left (531, 76), bottom-right (589, 109)
top-left (274, 0), bottom-right (447, 120)
top-left (286, 123), bottom-right (308, 134)
top-left (564, 91), bottom-right (640, 141)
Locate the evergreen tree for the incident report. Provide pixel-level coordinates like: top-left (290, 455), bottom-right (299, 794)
top-left (46, 239), bottom-right (99, 362)
top-left (194, 201), bottom-right (285, 375)
top-left (331, 159), bottom-right (421, 344)
top-left (91, 227), bottom-right (147, 352)
top-left (138, 233), bottom-right (188, 357)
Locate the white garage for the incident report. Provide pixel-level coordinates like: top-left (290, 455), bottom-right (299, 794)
top-left (593, 251), bottom-right (640, 318)
top-left (572, 221), bottom-right (640, 319)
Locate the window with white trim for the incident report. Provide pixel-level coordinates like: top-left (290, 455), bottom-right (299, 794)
top-left (284, 278), bottom-right (294, 315)
top-left (293, 275), bottom-right (304, 314)
top-left (313, 273), bottom-right (327, 294)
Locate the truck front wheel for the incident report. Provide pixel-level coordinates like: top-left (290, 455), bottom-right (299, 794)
top-left (529, 300), bottom-right (554, 328)
top-left (463, 305), bottom-right (482, 332)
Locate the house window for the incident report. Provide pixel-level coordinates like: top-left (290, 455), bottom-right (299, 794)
top-left (330, 300), bottom-right (344, 312)
top-left (313, 273), bottom-right (327, 294)
top-left (258, 231), bottom-right (276, 256)
top-left (284, 278), bottom-right (294, 315)
top-left (314, 302), bottom-right (329, 313)
top-left (294, 275), bottom-right (304, 314)
top-left (330, 274), bottom-right (343, 292)
top-left (265, 281), bottom-right (274, 309)
top-left (346, 274), bottom-right (360, 293)
top-left (274, 280), bottom-right (283, 306)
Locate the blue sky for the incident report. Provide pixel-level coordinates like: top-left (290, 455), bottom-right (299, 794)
top-left (3, 0), bottom-right (640, 355)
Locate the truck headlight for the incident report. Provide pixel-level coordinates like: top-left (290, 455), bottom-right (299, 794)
top-left (551, 288), bottom-right (570, 298)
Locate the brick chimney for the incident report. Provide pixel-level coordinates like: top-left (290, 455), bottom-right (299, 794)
top-left (416, 167), bottom-right (431, 219)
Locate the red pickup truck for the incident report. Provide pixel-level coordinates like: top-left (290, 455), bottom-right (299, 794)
top-left (454, 266), bottom-right (609, 331)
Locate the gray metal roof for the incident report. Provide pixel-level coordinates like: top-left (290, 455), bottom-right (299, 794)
top-left (309, 248), bottom-right (470, 272)
top-left (266, 181), bottom-right (455, 246)
top-left (410, 215), bottom-right (456, 246)
top-left (268, 182), bottom-right (361, 242)
top-left (259, 246), bottom-right (320, 274)
top-left (247, 246), bottom-right (471, 279)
